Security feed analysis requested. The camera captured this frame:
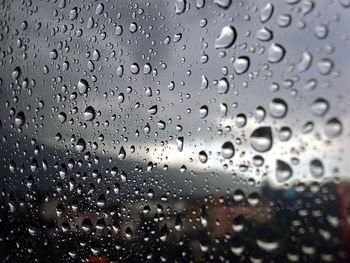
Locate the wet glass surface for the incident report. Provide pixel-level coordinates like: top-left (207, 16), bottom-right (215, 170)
top-left (0, 0), bottom-right (350, 262)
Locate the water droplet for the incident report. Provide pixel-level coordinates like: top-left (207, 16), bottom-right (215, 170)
top-left (278, 127), bottom-right (292, 142)
top-left (198, 151), bottom-right (208, 163)
top-left (69, 7), bottom-right (78, 20)
top-left (260, 3), bottom-right (274, 23)
top-left (215, 26), bottom-right (236, 49)
top-left (276, 160), bottom-right (293, 183)
top-left (268, 43), bottom-right (285, 63)
top-left (217, 78), bottom-right (229, 94)
top-left (144, 63), bottom-right (151, 74)
top-left (130, 63), bottom-right (139, 74)
top-left (317, 59), bottom-right (333, 75)
top-left (96, 3), bottom-right (104, 15)
top-left (148, 105), bottom-right (158, 115)
top-left (84, 106), bottom-right (96, 121)
top-left (118, 147), bottom-right (126, 160)
top-left (76, 138), bottom-right (86, 153)
top-left (310, 98), bottom-right (329, 117)
top-left (92, 50), bottom-right (100, 61)
top-left (176, 137), bottom-right (184, 152)
top-left (116, 25), bottom-right (123, 36)
top-left (12, 67), bottom-right (21, 79)
top-left (78, 79), bottom-right (88, 94)
top-left (200, 75), bottom-right (208, 89)
top-left (221, 141), bottom-right (235, 159)
top-left (129, 22), bottom-right (138, 33)
top-left (117, 65), bottom-right (124, 77)
top-left (255, 106), bottom-right (266, 123)
top-left (15, 111), bottom-right (25, 127)
top-left (235, 113), bottom-right (247, 128)
top-left (256, 26), bottom-right (273, 41)
top-left (214, 0), bottom-right (231, 9)
top-left (250, 127), bottom-right (273, 152)
top-left (175, 0), bottom-right (186, 14)
top-left (315, 24), bottom-right (328, 39)
top-left (50, 49), bottom-right (58, 60)
top-left (219, 103), bottom-right (228, 117)
top-left (310, 159), bottom-right (324, 178)
top-left (269, 98), bottom-right (288, 118)
top-left (325, 118), bottom-right (342, 137)
top-left (58, 112), bottom-right (67, 123)
top-left (199, 105), bottom-right (208, 118)
top-left (233, 56), bottom-right (250, 74)
top-left (277, 14), bottom-right (292, 27)
top-left (338, 0), bottom-right (350, 8)
top-left (297, 52), bottom-right (312, 72)
top-left (257, 239), bottom-right (279, 252)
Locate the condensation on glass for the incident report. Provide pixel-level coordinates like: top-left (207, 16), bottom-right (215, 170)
top-left (0, 0), bottom-right (349, 262)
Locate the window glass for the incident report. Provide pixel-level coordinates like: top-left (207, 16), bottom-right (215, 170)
top-left (0, 0), bottom-right (349, 262)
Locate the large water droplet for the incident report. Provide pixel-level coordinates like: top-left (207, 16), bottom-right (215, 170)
top-left (78, 79), bottom-right (88, 94)
top-left (76, 138), bottom-right (86, 153)
top-left (310, 98), bottom-right (329, 117)
top-left (200, 75), bottom-right (208, 89)
top-left (199, 106), bottom-right (208, 118)
top-left (148, 105), bottom-right (158, 115)
top-left (84, 106), bottom-right (96, 121)
top-left (215, 26), bottom-right (236, 49)
top-left (176, 137), bottom-right (184, 152)
top-left (250, 127), bottom-right (273, 152)
top-left (217, 78), bottom-right (229, 94)
top-left (214, 0), bottom-right (231, 9)
top-left (269, 98), bottom-right (288, 118)
top-left (15, 111), bottom-right (26, 127)
top-left (297, 52), bottom-right (312, 72)
top-left (58, 112), bottom-right (67, 123)
top-left (233, 56), bottom-right (250, 74)
top-left (268, 43), bottom-right (285, 63)
top-left (175, 0), bottom-right (186, 14)
top-left (276, 160), bottom-right (293, 183)
top-left (260, 3), bottom-right (274, 23)
top-left (317, 59), bottom-right (333, 75)
top-left (278, 127), bottom-right (292, 142)
top-left (310, 159), bottom-right (324, 178)
top-left (221, 141), bottom-right (235, 159)
top-left (256, 27), bottom-right (273, 41)
top-left (325, 118), bottom-right (342, 137)
top-left (96, 3), bottom-right (104, 15)
top-left (198, 151), bottom-right (208, 163)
